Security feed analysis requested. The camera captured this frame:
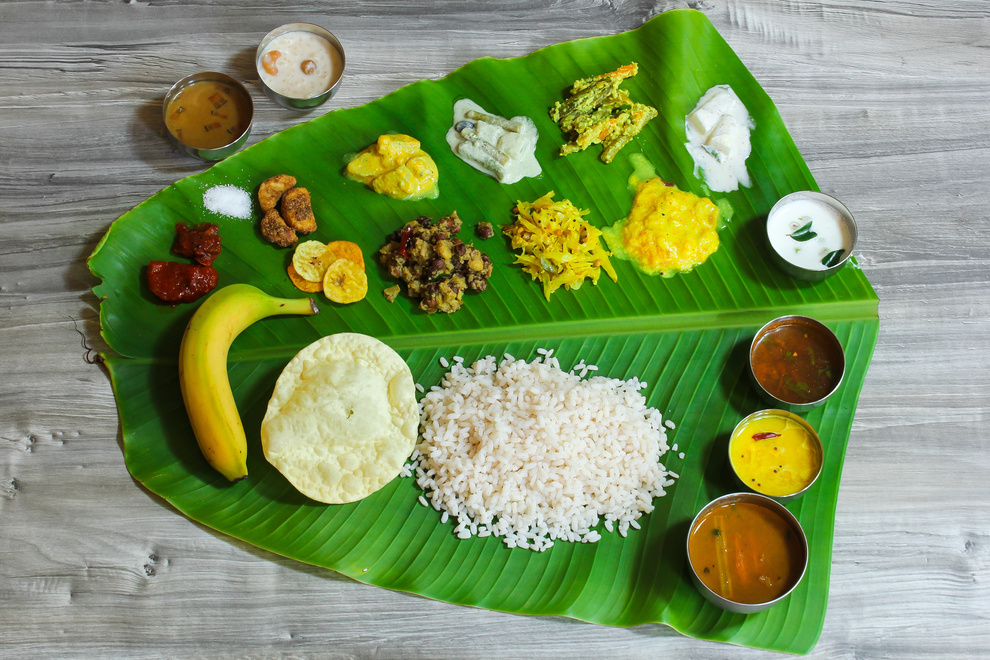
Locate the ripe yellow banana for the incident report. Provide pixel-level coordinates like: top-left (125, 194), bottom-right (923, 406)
top-left (178, 283), bottom-right (319, 482)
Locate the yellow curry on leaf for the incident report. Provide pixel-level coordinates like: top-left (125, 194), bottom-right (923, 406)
top-left (345, 134), bottom-right (439, 200)
top-left (603, 178), bottom-right (720, 276)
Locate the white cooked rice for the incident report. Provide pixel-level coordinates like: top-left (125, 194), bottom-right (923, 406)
top-left (410, 351), bottom-right (674, 551)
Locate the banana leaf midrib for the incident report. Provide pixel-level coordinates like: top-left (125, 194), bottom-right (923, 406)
top-left (102, 297), bottom-right (878, 366)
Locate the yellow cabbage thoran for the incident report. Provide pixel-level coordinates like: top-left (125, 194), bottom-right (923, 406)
top-left (503, 192), bottom-right (618, 300)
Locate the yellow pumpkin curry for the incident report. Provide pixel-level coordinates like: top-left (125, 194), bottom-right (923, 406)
top-left (345, 134), bottom-right (438, 200)
top-left (603, 177), bottom-right (720, 276)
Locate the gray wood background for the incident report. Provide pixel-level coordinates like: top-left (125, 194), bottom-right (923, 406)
top-left (2, 0), bottom-right (988, 657)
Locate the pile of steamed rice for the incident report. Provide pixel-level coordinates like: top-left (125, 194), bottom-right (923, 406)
top-left (406, 350), bottom-right (675, 551)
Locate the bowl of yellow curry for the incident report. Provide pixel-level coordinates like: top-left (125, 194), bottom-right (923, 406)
top-left (686, 492), bottom-right (808, 614)
top-left (728, 409), bottom-right (824, 502)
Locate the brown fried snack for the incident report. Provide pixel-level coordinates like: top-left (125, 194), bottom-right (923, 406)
top-left (260, 209), bottom-right (298, 248)
top-left (258, 174), bottom-right (297, 211)
top-left (281, 186), bottom-right (317, 234)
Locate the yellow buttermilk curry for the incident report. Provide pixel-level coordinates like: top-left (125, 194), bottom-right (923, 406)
top-left (345, 134), bottom-right (439, 200)
top-left (603, 177), bottom-right (720, 276)
top-left (689, 501), bottom-right (805, 604)
top-left (729, 412), bottom-right (822, 497)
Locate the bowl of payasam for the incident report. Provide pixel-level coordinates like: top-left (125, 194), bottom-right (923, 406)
top-left (749, 314), bottom-right (845, 412)
top-left (256, 23), bottom-right (345, 110)
top-left (766, 190), bottom-right (858, 281)
top-left (729, 409), bottom-right (824, 501)
top-left (163, 72), bottom-right (253, 161)
top-left (686, 492), bottom-right (809, 614)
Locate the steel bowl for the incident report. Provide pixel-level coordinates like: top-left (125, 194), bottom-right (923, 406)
top-left (749, 314), bottom-right (846, 412)
top-left (765, 190), bottom-right (858, 282)
top-left (728, 409), bottom-right (824, 502)
top-left (686, 492), bottom-right (809, 614)
top-left (163, 72), bottom-right (253, 161)
top-left (256, 22), bottom-right (345, 110)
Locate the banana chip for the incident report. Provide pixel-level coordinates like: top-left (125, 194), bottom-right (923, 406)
top-left (292, 240), bottom-right (332, 282)
top-left (287, 264), bottom-right (323, 293)
top-left (325, 240), bottom-right (365, 268)
top-left (323, 258), bottom-right (368, 304)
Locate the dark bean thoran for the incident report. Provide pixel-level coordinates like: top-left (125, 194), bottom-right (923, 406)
top-left (475, 221), bottom-right (495, 240)
top-left (378, 211), bottom-right (493, 314)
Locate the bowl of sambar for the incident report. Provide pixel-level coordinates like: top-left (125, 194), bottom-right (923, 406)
top-left (686, 492), bottom-right (808, 613)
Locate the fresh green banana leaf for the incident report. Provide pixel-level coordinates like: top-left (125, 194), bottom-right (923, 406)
top-left (90, 9), bottom-right (878, 654)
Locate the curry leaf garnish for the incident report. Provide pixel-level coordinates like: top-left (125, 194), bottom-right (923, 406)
top-left (788, 220), bottom-right (817, 242)
top-left (822, 249), bottom-right (845, 267)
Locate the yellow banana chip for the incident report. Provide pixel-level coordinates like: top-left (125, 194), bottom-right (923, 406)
top-left (287, 264), bottom-right (323, 293)
top-left (292, 240), bottom-right (331, 282)
top-left (322, 258), bottom-right (368, 304)
top-left (325, 240), bottom-right (365, 269)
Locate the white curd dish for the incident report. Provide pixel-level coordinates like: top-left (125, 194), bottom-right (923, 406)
top-left (766, 190), bottom-right (858, 282)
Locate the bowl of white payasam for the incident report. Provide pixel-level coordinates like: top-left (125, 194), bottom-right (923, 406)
top-left (765, 191), bottom-right (858, 281)
top-left (256, 23), bottom-right (345, 110)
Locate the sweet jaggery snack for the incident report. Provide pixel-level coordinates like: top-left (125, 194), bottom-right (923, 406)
top-left (258, 175), bottom-right (317, 247)
top-left (281, 187), bottom-right (317, 234)
top-left (260, 208), bottom-right (298, 247)
top-left (258, 174), bottom-right (297, 211)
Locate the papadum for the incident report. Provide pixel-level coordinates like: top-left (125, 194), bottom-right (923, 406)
top-left (261, 333), bottom-right (418, 504)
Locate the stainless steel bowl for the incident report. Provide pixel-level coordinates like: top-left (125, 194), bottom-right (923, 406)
top-left (765, 190), bottom-right (858, 282)
top-left (749, 314), bottom-right (846, 412)
top-left (728, 409), bottom-right (824, 502)
top-left (163, 72), bottom-right (253, 161)
top-left (256, 22), bottom-right (345, 110)
top-left (686, 492), bottom-right (809, 614)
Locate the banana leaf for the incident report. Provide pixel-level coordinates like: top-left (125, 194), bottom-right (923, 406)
top-left (89, 9), bottom-right (878, 654)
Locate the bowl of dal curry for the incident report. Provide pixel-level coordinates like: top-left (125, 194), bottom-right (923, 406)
top-left (728, 409), bottom-right (824, 501)
top-left (686, 492), bottom-right (808, 613)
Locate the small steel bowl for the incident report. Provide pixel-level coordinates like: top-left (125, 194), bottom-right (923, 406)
top-left (766, 190), bottom-right (858, 282)
top-left (163, 72), bottom-right (253, 161)
top-left (256, 22), bottom-right (345, 110)
top-left (728, 409), bottom-right (824, 502)
top-left (686, 492), bottom-right (809, 614)
top-left (749, 314), bottom-right (846, 412)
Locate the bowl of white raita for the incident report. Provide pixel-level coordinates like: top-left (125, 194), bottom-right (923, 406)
top-left (765, 191), bottom-right (859, 282)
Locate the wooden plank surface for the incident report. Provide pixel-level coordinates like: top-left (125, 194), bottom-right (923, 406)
top-left (1, 0), bottom-right (988, 657)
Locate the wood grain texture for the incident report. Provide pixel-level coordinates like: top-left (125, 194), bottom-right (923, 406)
top-left (1, 0), bottom-right (988, 657)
